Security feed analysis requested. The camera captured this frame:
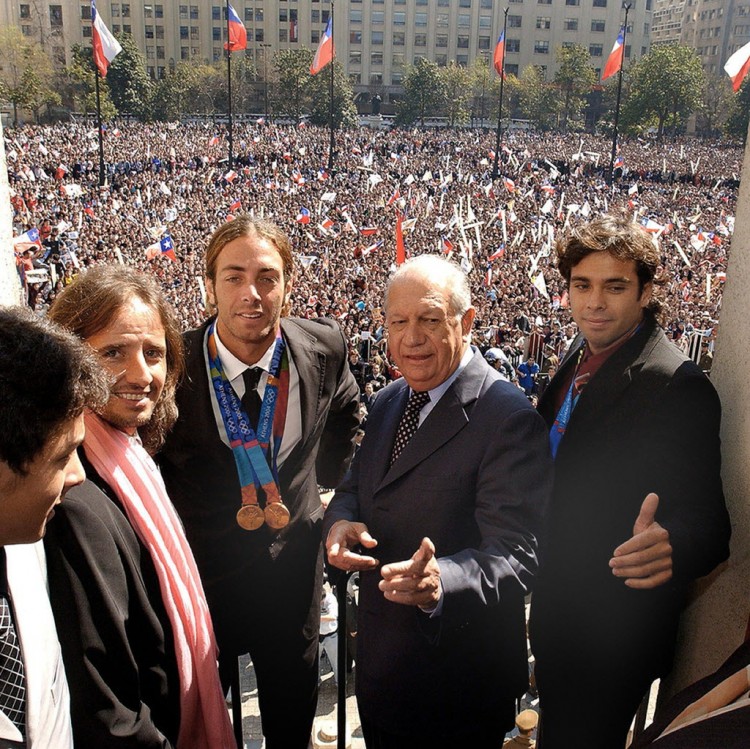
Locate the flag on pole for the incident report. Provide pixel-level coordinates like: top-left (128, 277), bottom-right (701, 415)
top-left (488, 245), bottom-right (505, 262)
top-left (602, 27), bottom-right (624, 81)
top-left (724, 40), bottom-right (750, 92)
top-left (387, 187), bottom-right (401, 207)
top-left (159, 234), bottom-right (176, 261)
top-left (493, 31), bottom-right (506, 78)
top-left (224, 3), bottom-right (247, 51)
top-left (310, 18), bottom-right (334, 75)
top-left (396, 213), bottom-right (406, 265)
top-left (296, 207), bottom-right (311, 224)
top-left (229, 198), bottom-right (241, 213)
top-left (91, 0), bottom-right (122, 77)
top-left (442, 238), bottom-right (454, 255)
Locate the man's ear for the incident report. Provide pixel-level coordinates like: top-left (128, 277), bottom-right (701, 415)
top-left (461, 306), bottom-right (477, 339)
top-left (206, 277), bottom-right (216, 310)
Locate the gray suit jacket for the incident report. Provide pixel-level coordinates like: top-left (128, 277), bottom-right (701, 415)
top-left (323, 349), bottom-right (552, 736)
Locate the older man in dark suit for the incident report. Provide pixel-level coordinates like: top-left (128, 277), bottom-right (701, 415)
top-left (323, 255), bottom-right (552, 749)
top-left (528, 215), bottom-right (731, 749)
top-left (158, 216), bottom-right (360, 749)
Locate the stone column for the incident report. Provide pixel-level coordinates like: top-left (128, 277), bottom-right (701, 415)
top-left (0, 117), bottom-right (23, 305)
top-left (664, 126), bottom-right (750, 698)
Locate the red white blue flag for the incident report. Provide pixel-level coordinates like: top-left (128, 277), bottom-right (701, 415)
top-left (493, 31), bottom-right (506, 78)
top-left (311, 18), bottom-right (334, 75)
top-left (224, 3), bottom-right (247, 51)
top-left (91, 0), bottom-right (122, 77)
top-left (724, 40), bottom-right (750, 92)
top-left (602, 27), bottom-right (624, 81)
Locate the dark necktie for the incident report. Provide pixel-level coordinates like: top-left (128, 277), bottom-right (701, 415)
top-left (390, 390), bottom-right (430, 466)
top-left (241, 367), bottom-right (263, 429)
top-left (0, 555), bottom-right (25, 739)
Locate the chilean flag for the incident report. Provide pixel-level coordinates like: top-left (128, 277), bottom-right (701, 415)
top-left (91, 0), bottom-right (122, 77)
top-left (224, 3), bottom-right (247, 52)
top-left (159, 234), bottom-right (176, 261)
top-left (724, 40), bottom-right (750, 92)
top-left (602, 27), bottom-right (624, 81)
top-left (493, 31), bottom-right (506, 78)
top-left (296, 207), bottom-right (311, 224)
top-left (311, 18), bottom-right (334, 75)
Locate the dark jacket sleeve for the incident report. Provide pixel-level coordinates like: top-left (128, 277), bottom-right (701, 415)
top-left (44, 481), bottom-right (180, 749)
top-left (315, 321), bottom-right (361, 489)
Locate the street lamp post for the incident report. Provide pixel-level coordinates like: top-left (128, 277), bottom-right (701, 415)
top-left (260, 42), bottom-right (271, 118)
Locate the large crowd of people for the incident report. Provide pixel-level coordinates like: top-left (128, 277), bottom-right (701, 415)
top-left (8, 122), bottom-right (740, 383)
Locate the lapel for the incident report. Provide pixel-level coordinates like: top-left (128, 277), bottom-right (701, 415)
top-left (280, 318), bottom-right (323, 459)
top-left (560, 315), bottom-right (661, 435)
top-left (375, 351), bottom-right (487, 494)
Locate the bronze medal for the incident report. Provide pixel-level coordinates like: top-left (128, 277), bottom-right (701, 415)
top-left (236, 504), bottom-right (265, 531)
top-left (264, 502), bottom-right (291, 530)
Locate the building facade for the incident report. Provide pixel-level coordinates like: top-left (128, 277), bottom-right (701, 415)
top-left (2, 0), bottom-right (654, 109)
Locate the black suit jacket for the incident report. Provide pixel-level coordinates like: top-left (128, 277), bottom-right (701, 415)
top-left (45, 457), bottom-right (180, 748)
top-left (529, 313), bottom-right (730, 681)
top-left (323, 350), bottom-right (553, 736)
top-left (158, 316), bottom-right (360, 654)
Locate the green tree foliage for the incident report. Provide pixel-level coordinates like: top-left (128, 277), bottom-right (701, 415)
top-left (554, 44), bottom-right (596, 131)
top-left (620, 44), bottom-right (704, 138)
top-left (725, 76), bottom-right (750, 142)
top-left (518, 65), bottom-right (558, 130)
top-left (0, 26), bottom-right (57, 124)
top-left (272, 49), bottom-right (314, 122)
top-left (308, 60), bottom-right (357, 129)
top-left (64, 43), bottom-right (117, 120)
top-left (440, 61), bottom-right (473, 127)
top-left (696, 72), bottom-right (733, 137)
top-left (107, 33), bottom-right (153, 120)
top-left (396, 57), bottom-right (446, 127)
top-left (150, 62), bottom-right (199, 121)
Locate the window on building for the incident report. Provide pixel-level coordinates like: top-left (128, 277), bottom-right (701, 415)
top-left (459, 0), bottom-right (471, 6)
top-left (279, 8), bottom-right (288, 22)
top-left (564, 18), bottom-right (578, 30)
top-left (190, 5), bottom-right (198, 19)
top-left (255, 28), bottom-right (263, 41)
top-left (393, 52), bottom-right (405, 66)
top-left (181, 46), bottom-right (189, 59)
top-left (122, 3), bottom-right (130, 17)
top-left (394, 11), bottom-right (405, 24)
top-left (20, 4), bottom-right (30, 18)
top-left (255, 9), bottom-right (263, 21)
top-left (436, 34), bottom-right (448, 47)
top-left (457, 35), bottom-right (470, 48)
top-left (155, 4), bottom-right (162, 18)
top-left (372, 11), bottom-right (384, 23)
top-left (349, 73), bottom-right (361, 85)
top-left (591, 20), bottom-right (605, 32)
top-left (49, 4), bottom-right (63, 26)
top-left (146, 26), bottom-right (155, 38)
top-left (438, 0), bottom-right (450, 5)
top-left (123, 23), bottom-right (131, 33)
top-left (507, 38), bottom-right (520, 52)
top-left (589, 43), bottom-right (603, 56)
top-left (456, 54), bottom-right (468, 65)
top-left (21, 24), bottom-right (32, 34)
top-left (145, 4), bottom-right (153, 18)
top-left (322, 10), bottom-right (329, 23)
top-left (370, 73), bottom-right (382, 85)
top-left (372, 30), bottom-right (383, 44)
top-left (156, 25), bottom-right (163, 38)
top-left (435, 53), bottom-right (448, 65)
top-left (244, 8), bottom-right (252, 21)
top-left (279, 28), bottom-right (287, 42)
top-left (415, 13), bottom-right (427, 25)
top-left (393, 31), bottom-right (405, 45)
top-left (481, 0), bottom-right (492, 6)
top-left (508, 15), bottom-right (522, 27)
top-left (349, 9), bottom-right (361, 22)
top-left (392, 72), bottom-right (403, 84)
top-left (538, 0), bottom-right (552, 4)
top-left (593, 0), bottom-right (607, 5)
top-left (180, 25), bottom-right (188, 39)
top-left (535, 39), bottom-right (549, 53)
top-left (415, 33), bottom-right (427, 45)
top-left (506, 63), bottom-right (519, 75)
top-left (311, 30), bottom-right (320, 42)
top-left (349, 50), bottom-right (361, 64)
top-left (371, 51), bottom-right (383, 65)
top-left (537, 17), bottom-right (551, 29)
top-left (458, 14), bottom-right (470, 26)
top-left (437, 14), bottom-right (449, 26)
top-left (350, 30), bottom-right (362, 43)
top-left (80, 4), bottom-right (91, 19)
top-left (478, 36), bottom-right (490, 49)
top-left (190, 25), bottom-right (198, 39)
top-left (82, 25), bottom-right (92, 36)
top-left (211, 27), bottom-right (220, 41)
top-left (156, 45), bottom-right (164, 58)
top-left (479, 16), bottom-right (491, 28)
top-left (146, 46), bottom-right (155, 59)
top-left (565, 0), bottom-right (579, 5)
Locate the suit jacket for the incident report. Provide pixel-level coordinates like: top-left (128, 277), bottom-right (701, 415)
top-left (158, 316), bottom-right (360, 654)
top-left (323, 350), bottom-right (552, 736)
top-left (529, 313), bottom-right (731, 680)
top-left (44, 462), bottom-right (181, 748)
top-left (1, 543), bottom-right (73, 749)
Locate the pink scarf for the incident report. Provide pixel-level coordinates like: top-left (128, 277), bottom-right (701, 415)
top-left (83, 412), bottom-right (235, 749)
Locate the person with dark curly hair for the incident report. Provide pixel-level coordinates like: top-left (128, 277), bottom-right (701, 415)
top-left (529, 215), bottom-right (731, 749)
top-left (0, 306), bottom-right (108, 749)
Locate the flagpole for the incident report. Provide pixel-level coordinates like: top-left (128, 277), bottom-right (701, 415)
top-left (94, 59), bottom-right (106, 187)
top-left (491, 7), bottom-right (509, 182)
top-left (608, 3), bottom-right (631, 185)
top-left (226, 0), bottom-right (233, 169)
top-left (327, 0), bottom-right (335, 172)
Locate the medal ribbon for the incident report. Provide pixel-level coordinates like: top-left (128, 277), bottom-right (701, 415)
top-left (207, 322), bottom-right (289, 506)
top-left (549, 347), bottom-right (585, 459)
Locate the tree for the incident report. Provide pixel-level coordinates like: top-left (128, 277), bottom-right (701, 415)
top-left (396, 57), bottom-right (446, 127)
top-left (725, 76), bottom-right (750, 142)
top-left (470, 57), bottom-right (501, 126)
top-left (107, 33), bottom-right (153, 120)
top-left (150, 62), bottom-right (199, 121)
top-left (517, 65), bottom-right (558, 130)
top-left (0, 26), bottom-right (57, 124)
top-left (620, 44), bottom-right (704, 138)
top-left (696, 72), bottom-right (733, 137)
top-left (63, 43), bottom-right (117, 120)
top-left (272, 49), bottom-right (314, 122)
top-left (308, 60), bottom-right (357, 129)
top-left (554, 44), bottom-right (596, 131)
top-left (440, 61), bottom-right (473, 127)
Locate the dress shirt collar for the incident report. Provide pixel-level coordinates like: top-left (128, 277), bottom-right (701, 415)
top-left (214, 326), bottom-right (277, 381)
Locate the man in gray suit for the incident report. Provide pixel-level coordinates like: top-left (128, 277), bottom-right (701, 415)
top-left (323, 255), bottom-right (553, 749)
